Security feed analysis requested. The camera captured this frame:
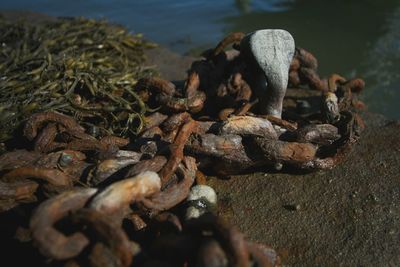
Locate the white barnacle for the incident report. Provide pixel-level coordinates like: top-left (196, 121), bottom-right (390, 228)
top-left (185, 185), bottom-right (217, 220)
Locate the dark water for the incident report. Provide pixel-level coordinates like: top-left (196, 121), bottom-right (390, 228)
top-left (1, 0), bottom-right (400, 118)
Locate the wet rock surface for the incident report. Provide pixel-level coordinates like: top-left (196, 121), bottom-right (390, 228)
top-left (209, 113), bottom-right (400, 266)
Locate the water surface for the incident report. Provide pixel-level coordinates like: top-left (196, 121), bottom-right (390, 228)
top-left (1, 0), bottom-right (399, 118)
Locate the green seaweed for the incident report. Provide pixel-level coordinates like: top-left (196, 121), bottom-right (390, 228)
top-left (0, 16), bottom-right (158, 142)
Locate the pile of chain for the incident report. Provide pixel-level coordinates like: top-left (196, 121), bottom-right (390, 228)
top-left (0, 111), bottom-right (280, 267)
top-left (0, 31), bottom-right (366, 267)
top-left (133, 32), bottom-right (365, 174)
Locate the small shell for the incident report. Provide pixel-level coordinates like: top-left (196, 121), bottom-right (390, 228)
top-left (185, 185), bottom-right (217, 220)
top-left (58, 153), bottom-right (73, 167)
top-left (322, 92), bottom-right (340, 123)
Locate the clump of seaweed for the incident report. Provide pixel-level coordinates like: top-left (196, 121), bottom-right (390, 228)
top-left (0, 16), bottom-right (157, 142)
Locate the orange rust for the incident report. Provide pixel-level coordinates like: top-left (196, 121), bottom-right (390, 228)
top-left (3, 166), bottom-right (73, 186)
top-left (354, 113), bottom-right (366, 131)
top-left (137, 77), bottom-right (176, 96)
top-left (100, 136), bottom-right (129, 147)
top-left (214, 216), bottom-right (250, 267)
top-left (0, 150), bottom-right (42, 172)
top-left (219, 108), bottom-right (235, 121)
top-left (328, 73), bottom-right (346, 92)
top-left (299, 68), bottom-right (326, 91)
top-left (70, 209), bottom-right (133, 267)
top-left (141, 126), bottom-right (164, 139)
top-left (125, 156), bottom-right (167, 178)
top-left (128, 213), bottom-right (147, 231)
top-left (13, 181), bottom-right (39, 200)
top-left (343, 78), bottom-right (365, 93)
top-left (185, 72), bottom-right (201, 99)
top-left (353, 100), bottom-right (367, 110)
top-left (231, 73), bottom-right (243, 88)
top-left (289, 70), bottom-right (301, 86)
top-left (142, 156), bottom-right (196, 211)
top-left (24, 112), bottom-right (85, 141)
top-left (159, 120), bottom-right (198, 187)
top-left (154, 212), bottom-right (183, 232)
top-left (213, 32), bottom-right (245, 57)
top-left (235, 99), bottom-right (259, 116)
top-left (296, 47), bottom-right (318, 70)
top-left (195, 170), bottom-right (207, 185)
top-left (34, 123), bottom-right (58, 153)
top-left (280, 142), bottom-right (317, 162)
top-left (162, 112), bottom-right (191, 132)
top-left (66, 139), bottom-right (108, 152)
top-left (188, 91), bottom-right (206, 113)
top-left (0, 180), bottom-right (38, 201)
top-left (30, 189), bottom-right (96, 260)
top-left (290, 57), bottom-right (301, 71)
top-left (236, 79), bottom-right (252, 102)
top-left (143, 112), bottom-right (168, 132)
top-left (163, 128), bottom-right (179, 143)
top-left (263, 115), bottom-right (298, 131)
